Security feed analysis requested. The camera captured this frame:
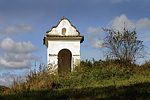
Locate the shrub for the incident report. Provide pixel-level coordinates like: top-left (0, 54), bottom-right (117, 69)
top-left (11, 65), bottom-right (55, 93)
top-left (4, 59), bottom-right (150, 94)
top-left (54, 63), bottom-right (134, 89)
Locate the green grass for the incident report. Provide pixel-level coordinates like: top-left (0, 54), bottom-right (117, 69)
top-left (1, 82), bottom-right (150, 100)
top-left (1, 60), bottom-right (150, 100)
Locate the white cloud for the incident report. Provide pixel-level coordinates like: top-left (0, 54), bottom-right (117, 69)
top-left (87, 27), bottom-right (102, 35)
top-left (0, 72), bottom-right (16, 86)
top-left (0, 72), bottom-right (26, 87)
top-left (0, 38), bottom-right (36, 54)
top-left (3, 53), bottom-right (36, 62)
top-left (0, 38), bottom-right (38, 69)
top-left (111, 14), bottom-right (135, 31)
top-left (110, 14), bottom-right (150, 31)
top-left (92, 40), bottom-right (105, 48)
top-left (87, 27), bottom-right (104, 48)
top-left (110, 14), bottom-right (150, 42)
top-left (87, 14), bottom-right (150, 48)
top-left (0, 24), bottom-right (32, 35)
top-left (0, 58), bottom-right (29, 69)
top-left (136, 18), bottom-right (150, 30)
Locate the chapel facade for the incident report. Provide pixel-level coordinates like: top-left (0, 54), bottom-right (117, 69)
top-left (43, 17), bottom-right (84, 74)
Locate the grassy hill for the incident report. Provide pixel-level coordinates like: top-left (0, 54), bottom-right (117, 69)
top-left (0, 60), bottom-right (150, 100)
top-left (0, 86), bottom-right (9, 92)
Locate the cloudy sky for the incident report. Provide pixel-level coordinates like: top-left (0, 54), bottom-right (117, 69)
top-left (0, 0), bottom-right (150, 86)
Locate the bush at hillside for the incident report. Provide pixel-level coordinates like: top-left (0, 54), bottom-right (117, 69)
top-left (2, 59), bottom-right (150, 94)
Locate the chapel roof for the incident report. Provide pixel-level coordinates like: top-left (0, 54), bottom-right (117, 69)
top-left (43, 17), bottom-right (84, 47)
top-left (46, 17), bottom-right (81, 36)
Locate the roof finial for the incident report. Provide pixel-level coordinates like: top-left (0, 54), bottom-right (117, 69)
top-left (62, 16), bottom-right (65, 19)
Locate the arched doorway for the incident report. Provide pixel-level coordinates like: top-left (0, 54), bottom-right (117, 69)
top-left (58, 49), bottom-right (72, 74)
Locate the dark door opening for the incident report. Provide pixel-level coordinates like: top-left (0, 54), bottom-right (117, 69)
top-left (58, 49), bottom-right (72, 74)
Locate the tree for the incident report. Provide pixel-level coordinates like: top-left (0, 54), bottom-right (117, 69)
top-left (103, 28), bottom-right (144, 64)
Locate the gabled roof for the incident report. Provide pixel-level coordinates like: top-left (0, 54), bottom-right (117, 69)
top-left (46, 17), bottom-right (81, 35)
top-left (43, 17), bottom-right (84, 47)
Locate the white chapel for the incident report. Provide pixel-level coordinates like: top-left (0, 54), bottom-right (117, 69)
top-left (43, 17), bottom-right (84, 74)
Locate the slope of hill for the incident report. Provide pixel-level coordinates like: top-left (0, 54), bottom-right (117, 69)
top-left (0, 85), bottom-right (9, 92)
top-left (0, 60), bottom-right (150, 99)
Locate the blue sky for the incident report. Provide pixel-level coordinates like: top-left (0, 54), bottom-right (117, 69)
top-left (0, 0), bottom-right (150, 86)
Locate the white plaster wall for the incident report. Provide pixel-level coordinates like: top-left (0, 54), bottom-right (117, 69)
top-left (47, 40), bottom-right (81, 71)
top-left (48, 19), bottom-right (79, 36)
top-left (46, 18), bottom-right (83, 72)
